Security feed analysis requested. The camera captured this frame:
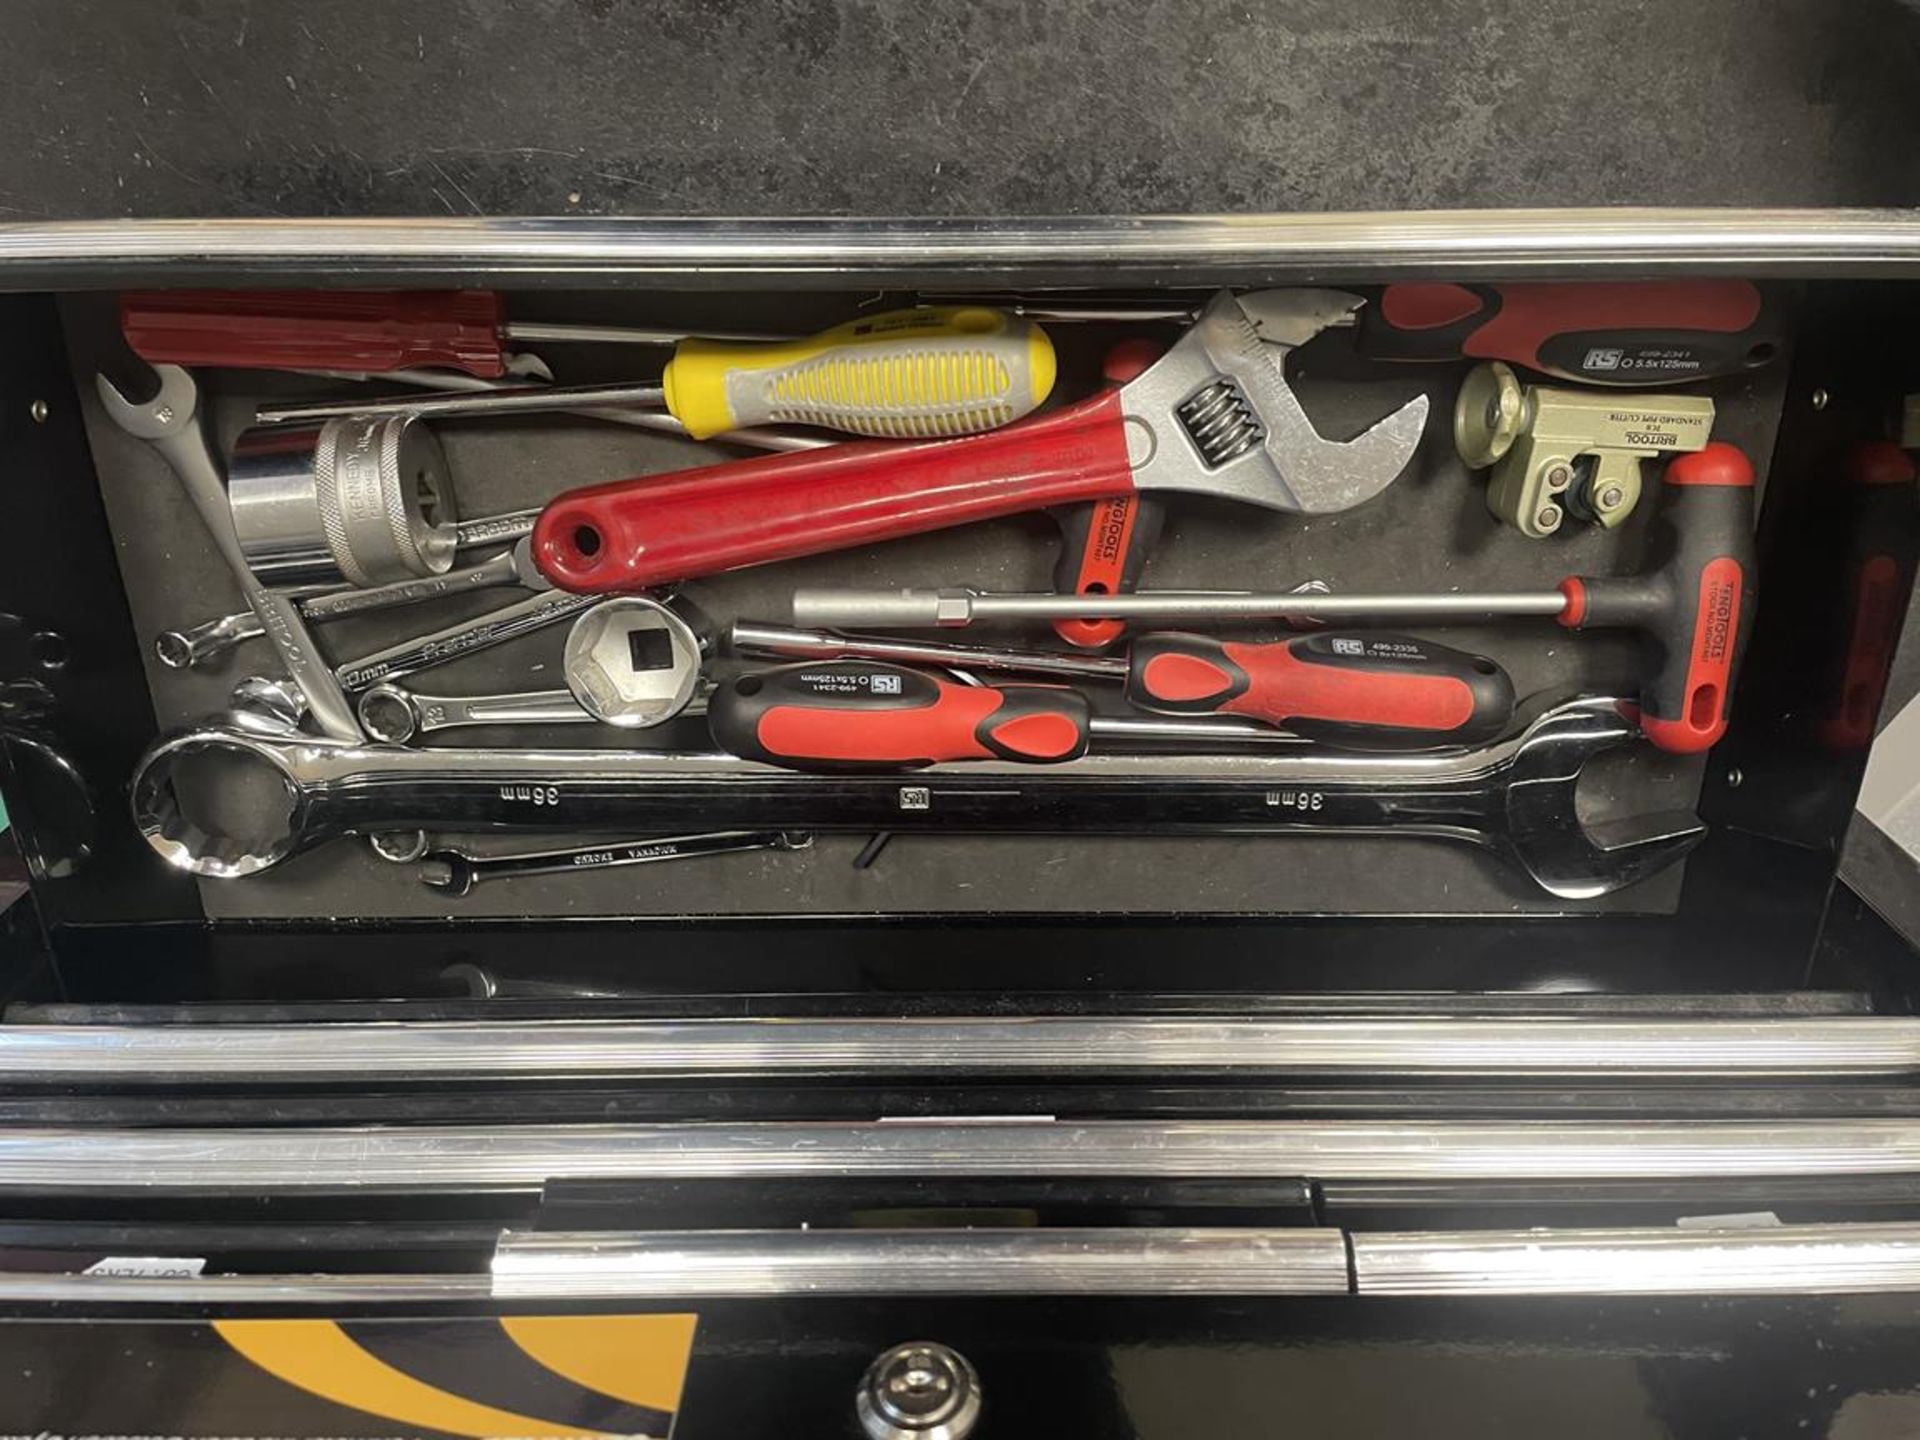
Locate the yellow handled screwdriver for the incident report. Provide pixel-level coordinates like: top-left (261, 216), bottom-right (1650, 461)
top-left (207, 302), bottom-right (1051, 442)
top-left (663, 306), bottom-right (1056, 439)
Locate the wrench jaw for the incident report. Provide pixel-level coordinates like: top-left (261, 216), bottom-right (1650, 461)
top-left (94, 363), bottom-right (201, 441)
top-left (1122, 291), bottom-right (1430, 516)
top-left (1499, 697), bottom-right (1707, 900)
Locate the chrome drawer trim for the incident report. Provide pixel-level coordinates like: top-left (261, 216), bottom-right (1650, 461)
top-left (4, 207), bottom-right (1919, 287)
top-left (5, 1118), bottom-right (1920, 1192)
top-left (5, 1015), bottom-right (1919, 1083)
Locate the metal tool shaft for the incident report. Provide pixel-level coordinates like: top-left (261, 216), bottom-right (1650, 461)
top-left (1088, 715), bottom-right (1307, 747)
top-left (728, 622), bottom-right (1128, 680)
top-left (259, 381), bottom-right (670, 426)
top-left (791, 587), bottom-right (1571, 629)
top-left (502, 320), bottom-right (786, 346)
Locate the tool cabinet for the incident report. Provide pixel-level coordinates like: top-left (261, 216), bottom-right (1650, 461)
top-left (0, 211), bottom-right (1918, 1439)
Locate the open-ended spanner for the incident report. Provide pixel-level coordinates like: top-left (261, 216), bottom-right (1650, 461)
top-left (129, 696), bottom-right (1702, 896)
top-left (96, 363), bottom-right (363, 741)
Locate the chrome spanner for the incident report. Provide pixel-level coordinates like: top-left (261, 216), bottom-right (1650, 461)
top-left (334, 588), bottom-right (597, 693)
top-left (158, 524), bottom-right (546, 671)
top-left (130, 696), bottom-right (1704, 896)
top-left (417, 829), bottom-right (813, 897)
top-left (96, 364), bottom-right (363, 741)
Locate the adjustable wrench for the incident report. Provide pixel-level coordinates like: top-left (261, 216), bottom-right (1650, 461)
top-left (131, 696), bottom-right (1702, 897)
top-left (531, 290), bottom-right (1430, 592)
top-left (96, 364), bottom-right (363, 741)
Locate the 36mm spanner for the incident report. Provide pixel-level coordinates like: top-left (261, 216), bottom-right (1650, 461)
top-left (130, 696), bottom-right (1702, 896)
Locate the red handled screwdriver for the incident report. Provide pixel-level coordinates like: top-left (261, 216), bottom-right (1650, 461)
top-left (712, 638), bottom-right (1514, 769)
top-left (1124, 631), bottom-right (1512, 747)
top-left (728, 627), bottom-right (1515, 751)
top-left (1354, 280), bottom-right (1782, 385)
top-left (118, 289), bottom-right (782, 379)
top-left (710, 662), bottom-right (1097, 769)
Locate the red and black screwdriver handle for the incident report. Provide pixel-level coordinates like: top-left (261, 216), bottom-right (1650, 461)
top-left (1557, 442), bottom-right (1757, 754)
top-left (1126, 631), bottom-right (1514, 748)
top-left (708, 661), bottom-right (1091, 770)
top-left (1357, 280), bottom-right (1781, 386)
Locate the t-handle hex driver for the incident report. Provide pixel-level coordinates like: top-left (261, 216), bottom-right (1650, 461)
top-left (792, 442), bottom-right (1756, 754)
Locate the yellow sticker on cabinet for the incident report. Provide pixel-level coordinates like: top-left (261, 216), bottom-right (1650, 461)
top-left (209, 1313), bottom-right (698, 1438)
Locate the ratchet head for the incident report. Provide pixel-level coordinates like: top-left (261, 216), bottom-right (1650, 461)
top-left (95, 362), bottom-right (202, 439)
top-left (1496, 696), bottom-right (1706, 899)
top-left (1123, 290), bottom-right (1428, 515)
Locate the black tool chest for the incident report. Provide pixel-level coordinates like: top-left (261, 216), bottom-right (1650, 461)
top-left (0, 213), bottom-right (1918, 1439)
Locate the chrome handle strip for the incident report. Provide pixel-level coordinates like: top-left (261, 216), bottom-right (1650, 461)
top-left (5, 1016), bottom-right (1919, 1083)
top-left (491, 1226), bottom-right (1352, 1298)
top-left (1352, 1221), bottom-right (1920, 1296)
top-left (6, 1119), bottom-right (1920, 1192)
top-left (2, 1221), bottom-right (1918, 1302)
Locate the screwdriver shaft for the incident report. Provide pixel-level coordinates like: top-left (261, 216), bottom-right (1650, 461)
top-left (791, 588), bottom-right (1571, 629)
top-left (258, 382), bottom-right (668, 425)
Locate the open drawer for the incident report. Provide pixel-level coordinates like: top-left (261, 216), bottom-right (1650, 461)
top-left (0, 209), bottom-right (1917, 1437)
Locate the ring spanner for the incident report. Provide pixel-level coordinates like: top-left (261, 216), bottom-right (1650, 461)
top-left (130, 696), bottom-right (1701, 896)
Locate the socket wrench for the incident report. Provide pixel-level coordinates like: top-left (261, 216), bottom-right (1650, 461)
top-left (96, 364), bottom-right (364, 742)
top-left (130, 695), bottom-right (1703, 896)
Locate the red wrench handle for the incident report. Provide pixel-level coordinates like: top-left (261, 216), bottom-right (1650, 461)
top-left (533, 391), bottom-right (1137, 591)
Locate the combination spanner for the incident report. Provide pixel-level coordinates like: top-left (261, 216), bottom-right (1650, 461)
top-left (129, 695), bottom-right (1703, 896)
top-left (96, 363), bottom-right (363, 741)
top-left (417, 829), bottom-right (814, 897)
top-left (158, 533), bottom-right (550, 671)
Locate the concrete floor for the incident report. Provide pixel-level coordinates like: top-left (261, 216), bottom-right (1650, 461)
top-left (2, 0), bottom-right (1917, 220)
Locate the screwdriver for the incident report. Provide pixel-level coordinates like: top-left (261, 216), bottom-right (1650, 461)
top-left (123, 290), bottom-right (1057, 440)
top-left (710, 659), bottom-right (1290, 769)
top-left (1352, 279), bottom-right (1782, 385)
top-left (729, 625), bottom-right (1514, 749)
top-left (120, 289), bottom-right (783, 379)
